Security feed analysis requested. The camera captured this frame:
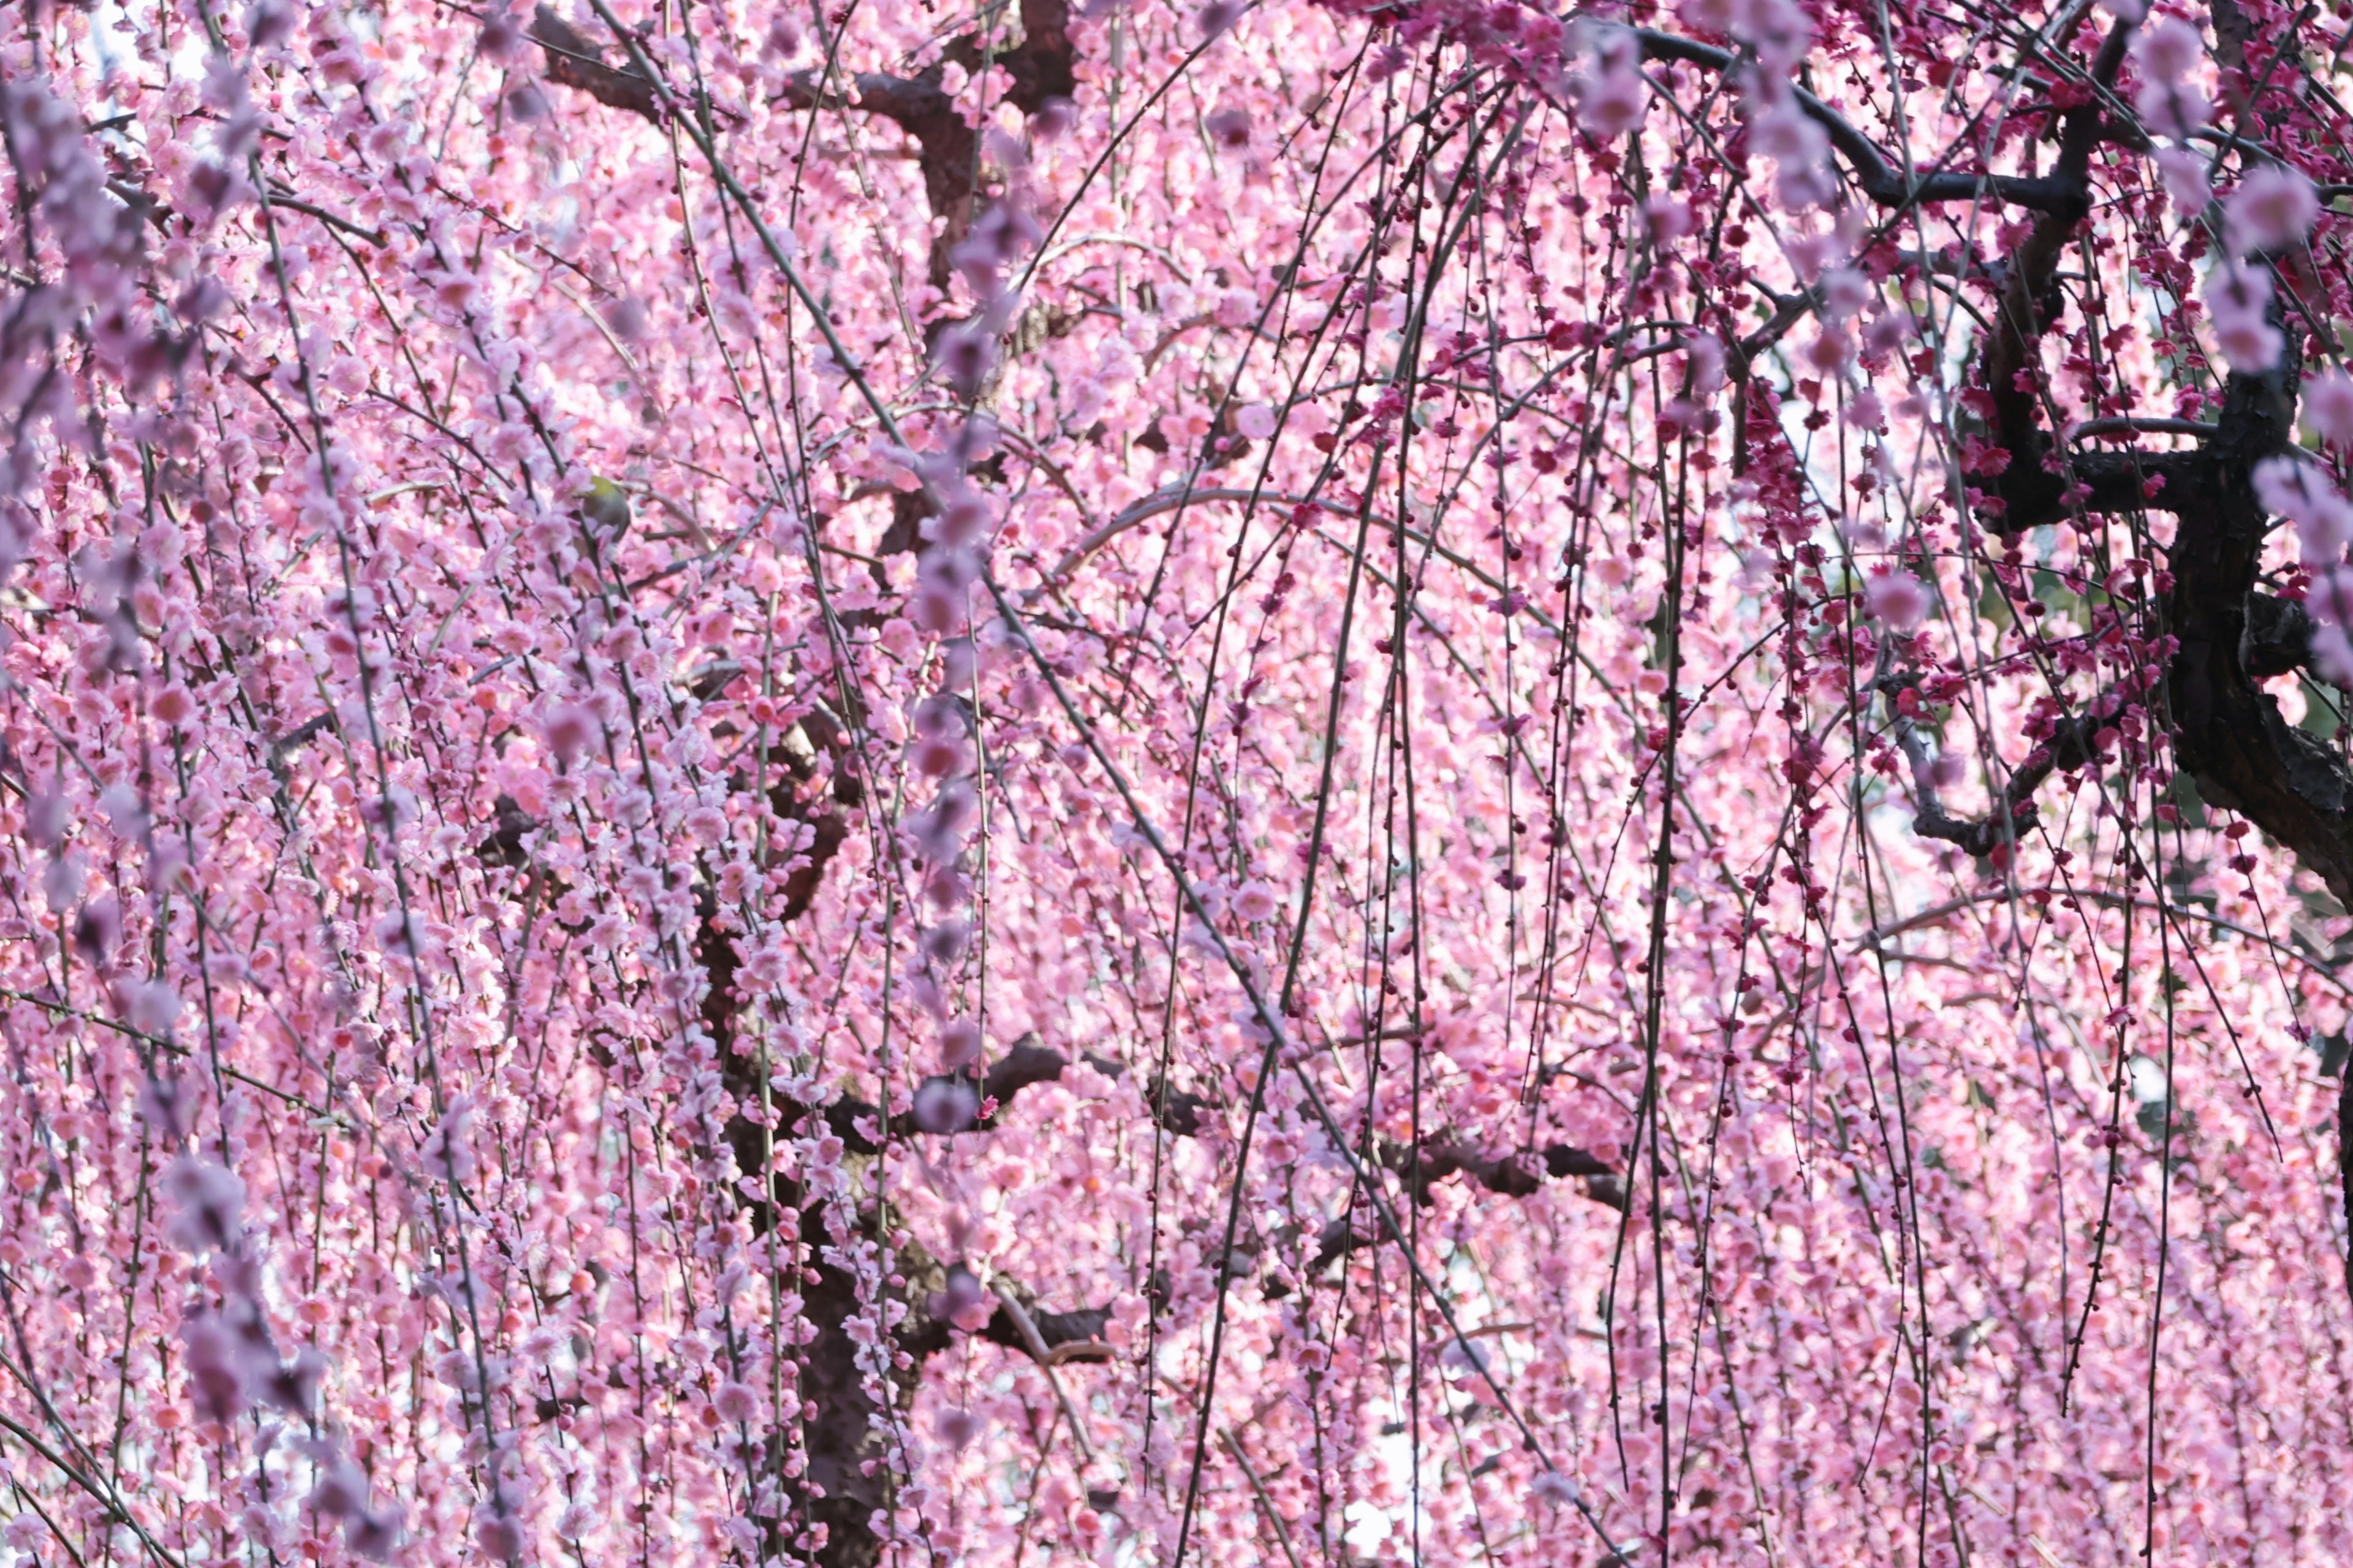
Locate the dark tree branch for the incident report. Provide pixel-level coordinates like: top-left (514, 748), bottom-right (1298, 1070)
top-left (1839, 0), bottom-right (2353, 1291)
top-left (1886, 684), bottom-right (2105, 860)
top-left (2160, 355), bottom-right (2353, 906)
top-left (943, 0), bottom-right (1077, 116)
top-left (1309, 1138), bottom-right (1624, 1272)
top-left (817, 1036), bottom-right (1217, 1152)
top-left (1633, 30), bottom-right (2097, 216)
top-left (1659, 18), bottom-right (2177, 532)
top-left (1974, 19), bottom-right (2140, 532)
top-left (2340, 1066), bottom-right (2353, 1296)
top-left (1879, 0), bottom-right (2353, 902)
top-left (543, 0), bottom-right (1072, 284)
top-left (531, 5), bottom-right (665, 123)
top-left (767, 0), bottom-right (1075, 286)
top-left (978, 1298), bottom-right (1114, 1363)
top-left (771, 68), bottom-right (976, 267)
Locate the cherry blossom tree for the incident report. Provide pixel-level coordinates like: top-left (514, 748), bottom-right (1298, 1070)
top-left (10, 0), bottom-right (2353, 1562)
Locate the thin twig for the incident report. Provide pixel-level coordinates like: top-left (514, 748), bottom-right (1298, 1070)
top-left (1219, 1430), bottom-right (1306, 1568)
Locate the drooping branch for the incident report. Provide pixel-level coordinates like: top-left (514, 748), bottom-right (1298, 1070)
top-left (1971, 19), bottom-right (2146, 533)
top-left (1641, 21), bottom-right (2180, 527)
top-left (2340, 1068), bottom-right (2353, 1295)
top-left (1859, 0), bottom-right (2353, 896)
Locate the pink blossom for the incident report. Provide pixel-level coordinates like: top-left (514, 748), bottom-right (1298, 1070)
top-left (1818, 266), bottom-right (1870, 321)
top-left (1578, 65), bottom-right (1647, 138)
top-left (1802, 325), bottom-right (1853, 374)
top-left (542, 702), bottom-right (596, 763)
top-left (2307, 369), bottom-right (2353, 447)
top-left (1865, 570), bottom-right (1930, 629)
top-left (939, 1017), bottom-right (983, 1069)
top-left (2254, 455), bottom-right (2353, 558)
top-left (2205, 261), bottom-right (2282, 373)
top-left (1685, 330), bottom-right (1726, 393)
top-left (473, 1510), bottom-right (523, 1562)
top-left (1643, 196), bottom-right (1695, 243)
top-left (344, 1507), bottom-right (404, 1563)
top-left (164, 1157), bottom-right (244, 1255)
top-left (2, 10), bottom-right (2351, 1568)
top-left (1531, 1469), bottom-right (1582, 1506)
top-left (2156, 146), bottom-right (2213, 214)
top-left (419, 1098), bottom-right (479, 1185)
top-left (2226, 165), bottom-right (2319, 256)
top-left (2314, 621), bottom-right (2353, 684)
top-left (912, 1076), bottom-right (979, 1134)
top-left (306, 1444), bottom-right (373, 1518)
top-left (2138, 17), bottom-right (2206, 84)
top-left (125, 977), bottom-right (181, 1036)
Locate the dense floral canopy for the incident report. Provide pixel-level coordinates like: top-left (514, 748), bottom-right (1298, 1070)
top-left (9, 0), bottom-right (2353, 1562)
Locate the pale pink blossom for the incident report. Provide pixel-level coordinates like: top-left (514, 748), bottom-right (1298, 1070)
top-left (0, 12), bottom-right (2347, 1568)
top-left (2226, 165), bottom-right (2319, 256)
top-left (1866, 570), bottom-right (1931, 629)
top-left (2205, 261), bottom-right (2283, 372)
top-left (2307, 369), bottom-right (2353, 447)
top-left (2156, 146), bottom-right (2213, 214)
top-left (1578, 65), bottom-right (1647, 138)
top-left (2138, 17), bottom-right (2207, 83)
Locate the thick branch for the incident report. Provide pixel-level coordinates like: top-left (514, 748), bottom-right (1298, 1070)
top-left (977, 1293), bottom-right (1114, 1364)
top-left (1633, 30), bottom-right (2094, 216)
top-left (2162, 354), bottom-right (2353, 906)
top-left (531, 5), bottom-right (664, 123)
top-left (2243, 591), bottom-right (2317, 678)
top-left (943, 0), bottom-right (1077, 115)
top-left (811, 1036), bottom-right (1215, 1151)
top-left (2341, 1070), bottom-right (2353, 1296)
top-left (768, 0), bottom-right (1074, 285)
top-left (1890, 687), bottom-right (2103, 859)
top-left (1311, 1138), bottom-right (1624, 1271)
top-left (1974, 20), bottom-right (2138, 532)
top-left (772, 69), bottom-right (976, 243)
